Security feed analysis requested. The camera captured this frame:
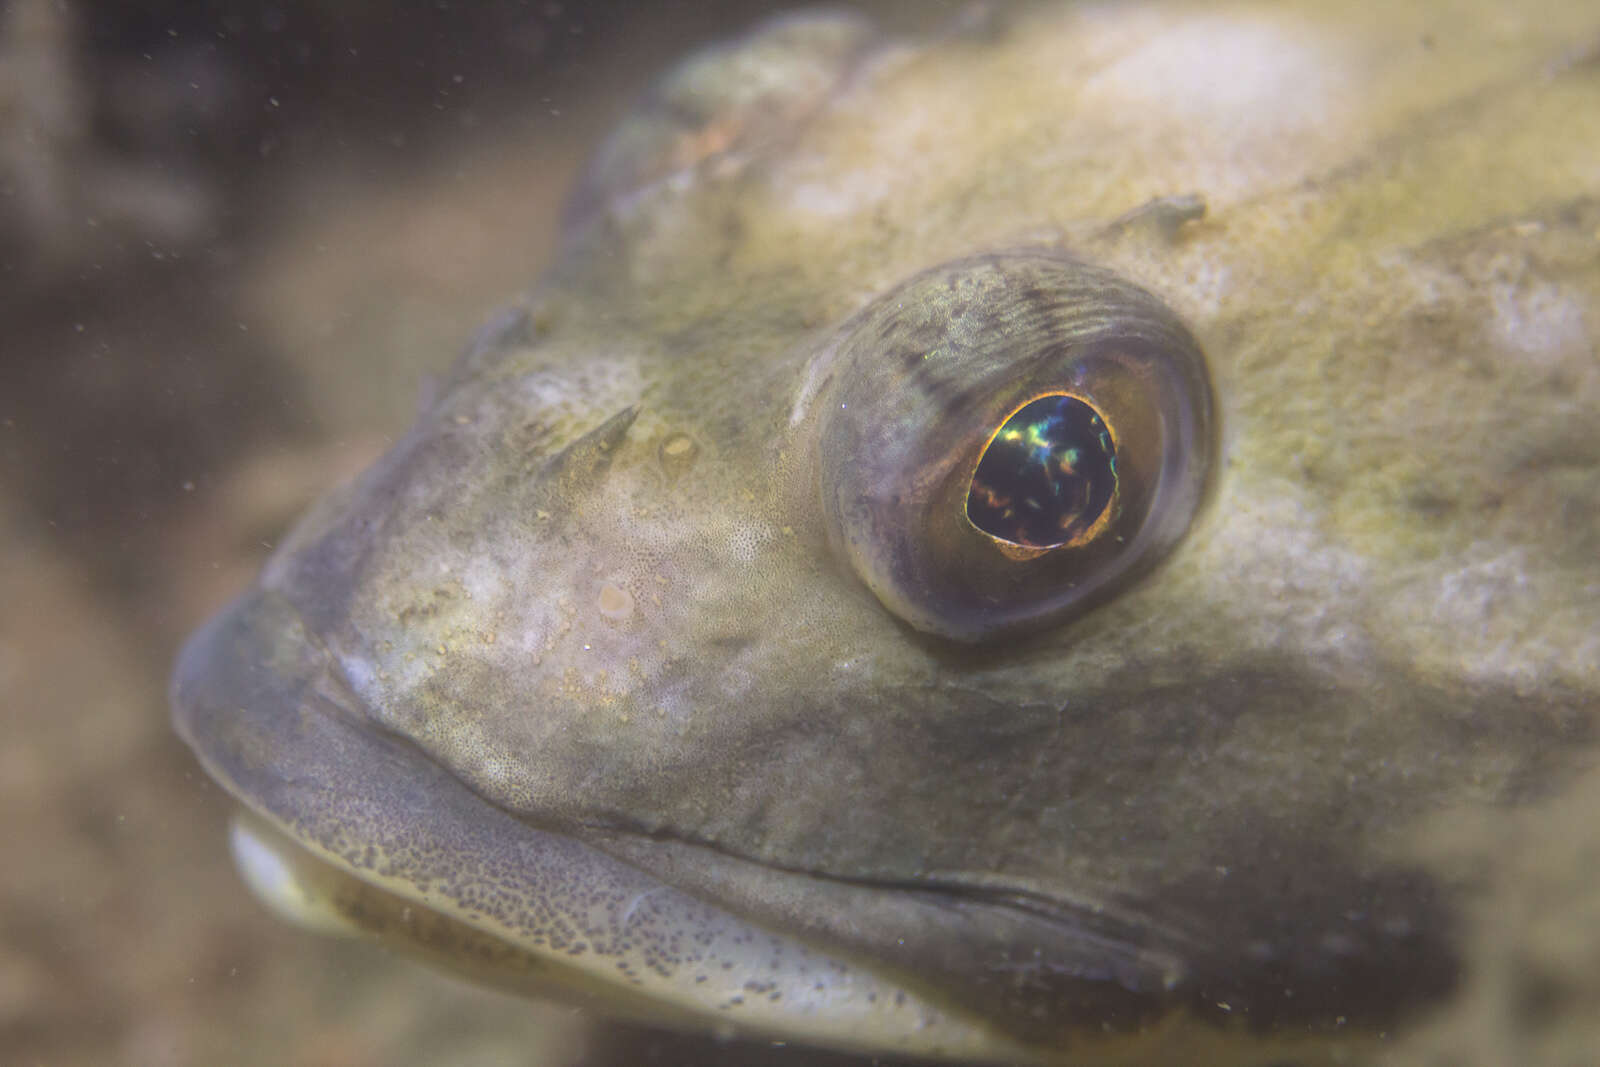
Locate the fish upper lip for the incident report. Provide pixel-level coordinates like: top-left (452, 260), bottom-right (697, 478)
top-left (171, 584), bottom-right (367, 803)
top-left (171, 585), bottom-right (309, 769)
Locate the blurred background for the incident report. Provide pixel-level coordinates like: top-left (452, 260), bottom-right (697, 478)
top-left (0, 1), bottom-right (942, 1063)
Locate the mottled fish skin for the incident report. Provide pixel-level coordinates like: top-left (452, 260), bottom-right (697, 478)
top-left (173, 1), bottom-right (1600, 1063)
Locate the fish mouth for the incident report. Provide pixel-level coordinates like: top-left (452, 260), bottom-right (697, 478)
top-left (171, 588), bottom-right (1391, 1065)
top-left (171, 587), bottom-right (1071, 1062)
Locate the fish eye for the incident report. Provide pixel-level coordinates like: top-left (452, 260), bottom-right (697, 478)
top-left (817, 252), bottom-right (1213, 642)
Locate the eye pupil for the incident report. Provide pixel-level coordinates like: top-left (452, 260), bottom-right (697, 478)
top-left (966, 394), bottom-right (1118, 549)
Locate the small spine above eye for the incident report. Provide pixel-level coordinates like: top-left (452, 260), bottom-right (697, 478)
top-left (814, 252), bottom-right (1214, 642)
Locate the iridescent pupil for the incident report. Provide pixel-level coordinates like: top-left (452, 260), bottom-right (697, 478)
top-left (966, 394), bottom-right (1117, 548)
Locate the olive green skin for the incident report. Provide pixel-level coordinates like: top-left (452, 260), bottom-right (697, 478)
top-left (173, 2), bottom-right (1600, 1063)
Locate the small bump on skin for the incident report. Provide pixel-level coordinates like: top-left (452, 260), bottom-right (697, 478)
top-left (597, 582), bottom-right (636, 622)
top-left (658, 431), bottom-right (700, 480)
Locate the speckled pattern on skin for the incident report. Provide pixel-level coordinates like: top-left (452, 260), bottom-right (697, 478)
top-left (173, 1), bottom-right (1600, 1063)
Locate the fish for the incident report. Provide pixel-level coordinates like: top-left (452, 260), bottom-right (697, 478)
top-left (172, 1), bottom-right (1600, 1063)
